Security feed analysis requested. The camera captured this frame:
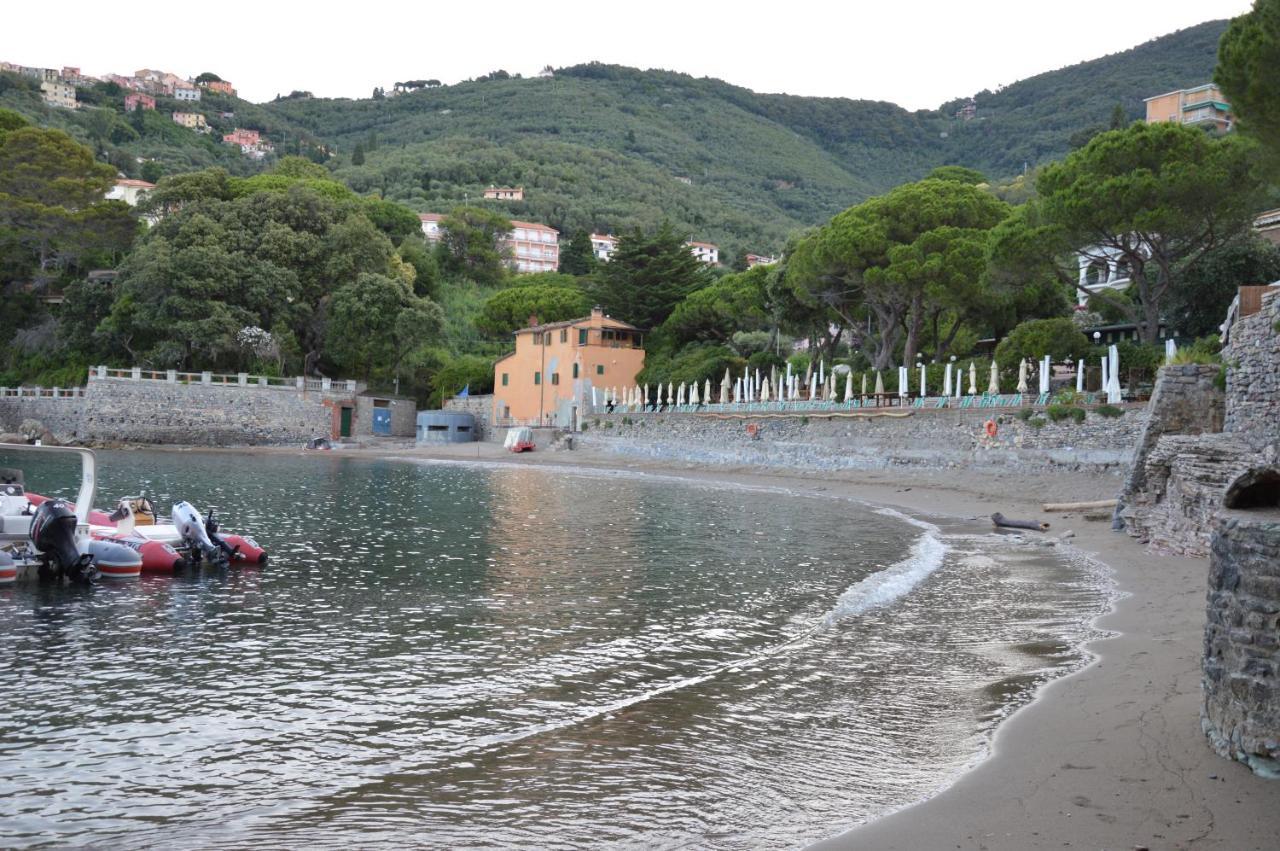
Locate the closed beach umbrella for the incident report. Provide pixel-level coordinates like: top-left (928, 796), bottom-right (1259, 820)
top-left (734, 378), bottom-right (741, 403)
top-left (690, 381), bottom-right (700, 405)
top-left (919, 364), bottom-right (927, 398)
top-left (1107, 344), bottom-right (1122, 403)
top-left (666, 382), bottom-right (674, 405)
top-left (1101, 353), bottom-right (1110, 392)
top-left (721, 369), bottom-right (731, 404)
top-left (644, 384), bottom-right (650, 407)
top-left (1016, 359), bottom-right (1029, 394)
top-left (969, 362), bottom-right (977, 395)
top-left (874, 370), bottom-right (884, 395)
top-left (704, 378), bottom-right (711, 405)
top-left (988, 360), bottom-right (999, 395)
top-left (1076, 359), bottom-right (1085, 393)
top-left (844, 371), bottom-right (853, 402)
top-left (827, 375), bottom-right (837, 401)
top-left (677, 383), bottom-right (685, 406)
top-left (943, 363), bottom-right (952, 397)
top-left (809, 372), bottom-right (817, 400)
top-left (898, 366), bottom-right (908, 398)
top-left (1039, 355), bottom-right (1050, 395)
top-left (1165, 338), bottom-right (1177, 364)
top-left (761, 376), bottom-right (771, 402)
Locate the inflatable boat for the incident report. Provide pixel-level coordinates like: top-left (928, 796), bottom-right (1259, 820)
top-left (1, 445), bottom-right (141, 583)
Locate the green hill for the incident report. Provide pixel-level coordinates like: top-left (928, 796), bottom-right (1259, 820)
top-left (1, 18), bottom-right (1229, 261)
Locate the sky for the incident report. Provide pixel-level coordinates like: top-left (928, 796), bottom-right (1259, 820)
top-left (3, 0), bottom-right (1253, 109)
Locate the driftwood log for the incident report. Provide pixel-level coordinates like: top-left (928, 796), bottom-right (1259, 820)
top-left (991, 512), bottom-right (1051, 532)
top-left (1042, 499), bottom-right (1118, 513)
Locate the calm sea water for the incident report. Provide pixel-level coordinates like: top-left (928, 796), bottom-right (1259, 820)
top-left (0, 449), bottom-right (1110, 849)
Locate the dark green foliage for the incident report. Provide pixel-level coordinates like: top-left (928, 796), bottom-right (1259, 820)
top-left (637, 343), bottom-right (744, 390)
top-left (591, 222), bottom-right (712, 330)
top-left (1166, 236), bottom-right (1280, 337)
top-left (1217, 1), bottom-right (1280, 152)
top-left (1094, 404), bottom-right (1124, 418)
top-left (1016, 407), bottom-right (1035, 421)
top-left (438, 206), bottom-right (511, 286)
top-left (927, 165), bottom-right (987, 184)
top-left (1045, 404), bottom-right (1073, 422)
top-left (657, 266), bottom-right (772, 348)
top-left (476, 282), bottom-right (590, 336)
top-left (1027, 417), bottom-right (1047, 429)
top-left (427, 354), bottom-right (494, 408)
top-left (559, 230), bottom-right (597, 276)
top-left (351, 143), bottom-right (365, 166)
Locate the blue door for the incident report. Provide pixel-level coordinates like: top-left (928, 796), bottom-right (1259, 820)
top-left (372, 408), bottom-right (391, 435)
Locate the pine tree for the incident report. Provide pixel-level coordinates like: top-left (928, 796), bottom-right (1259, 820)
top-left (351, 143), bottom-right (365, 166)
top-left (590, 222), bottom-right (713, 329)
top-left (559, 229), bottom-right (597, 276)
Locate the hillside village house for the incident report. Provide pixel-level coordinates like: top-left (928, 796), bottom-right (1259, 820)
top-left (172, 111), bottom-right (207, 131)
top-left (1076, 244), bottom-right (1134, 307)
top-left (40, 79), bottom-right (76, 109)
top-left (591, 233), bottom-right (619, 262)
top-left (492, 307), bottom-right (645, 429)
top-left (687, 241), bottom-right (719, 265)
top-left (419, 213), bottom-right (445, 243)
top-left (173, 83), bottom-right (201, 102)
top-left (1255, 209), bottom-right (1280, 248)
top-left (106, 178), bottom-right (155, 206)
top-left (124, 92), bottom-right (155, 111)
top-left (746, 253), bottom-right (778, 268)
top-left (1144, 84), bottom-right (1232, 133)
top-left (201, 80), bottom-right (235, 96)
top-left (483, 186), bottom-right (524, 201)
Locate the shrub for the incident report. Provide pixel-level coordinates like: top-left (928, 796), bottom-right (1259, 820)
top-left (1069, 407), bottom-right (1087, 424)
top-left (580, 421), bottom-right (589, 432)
top-left (1045, 404), bottom-right (1072, 422)
top-left (1094, 404), bottom-right (1123, 418)
top-left (994, 318), bottom-right (1092, 377)
top-left (1027, 417), bottom-right (1047, 429)
top-left (1016, 408), bottom-right (1035, 421)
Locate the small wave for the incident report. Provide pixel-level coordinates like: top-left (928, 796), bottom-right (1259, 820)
top-left (823, 509), bottom-right (947, 626)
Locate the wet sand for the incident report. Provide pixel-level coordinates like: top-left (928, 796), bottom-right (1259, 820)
top-left (152, 440), bottom-right (1280, 848)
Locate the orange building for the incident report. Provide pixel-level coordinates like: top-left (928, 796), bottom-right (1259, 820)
top-left (483, 185), bottom-right (524, 201)
top-left (1144, 84), bottom-right (1232, 133)
top-left (503, 220), bottom-right (559, 273)
top-left (492, 307), bottom-right (644, 429)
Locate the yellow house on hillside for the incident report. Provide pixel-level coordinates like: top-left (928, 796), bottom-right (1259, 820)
top-left (493, 307), bottom-right (644, 429)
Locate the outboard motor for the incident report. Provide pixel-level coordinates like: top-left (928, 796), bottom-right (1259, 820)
top-left (172, 501), bottom-right (227, 566)
top-left (203, 509), bottom-right (241, 562)
top-left (29, 499), bottom-right (99, 584)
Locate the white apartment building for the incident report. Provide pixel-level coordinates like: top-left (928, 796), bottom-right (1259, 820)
top-left (106, 178), bottom-right (155, 206)
top-left (173, 84), bottom-right (201, 102)
top-left (503, 221), bottom-right (560, 273)
top-left (1077, 244), bottom-right (1136, 306)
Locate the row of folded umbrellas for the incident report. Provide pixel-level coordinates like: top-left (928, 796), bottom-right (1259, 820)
top-left (593, 344), bottom-right (1132, 408)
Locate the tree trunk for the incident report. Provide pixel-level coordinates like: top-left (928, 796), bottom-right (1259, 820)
top-left (902, 294), bottom-right (926, 366)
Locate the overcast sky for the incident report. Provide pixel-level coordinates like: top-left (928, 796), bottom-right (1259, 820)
top-left (4, 0), bottom-right (1251, 109)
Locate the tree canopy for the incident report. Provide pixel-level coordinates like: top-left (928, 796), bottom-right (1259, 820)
top-left (589, 221), bottom-right (713, 330)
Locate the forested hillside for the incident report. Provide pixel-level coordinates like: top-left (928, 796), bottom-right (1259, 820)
top-left (260, 19), bottom-right (1228, 258)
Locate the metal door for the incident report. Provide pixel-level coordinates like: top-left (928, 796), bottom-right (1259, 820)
top-left (340, 406), bottom-right (353, 437)
top-left (372, 408), bottom-right (391, 435)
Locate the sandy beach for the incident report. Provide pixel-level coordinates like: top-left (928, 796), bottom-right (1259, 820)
top-left (402, 442), bottom-right (1280, 849)
top-left (146, 439), bottom-right (1280, 848)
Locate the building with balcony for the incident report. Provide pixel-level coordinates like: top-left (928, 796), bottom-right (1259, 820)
top-left (1255, 209), bottom-right (1280, 248)
top-left (745, 253), bottom-right (778, 268)
top-left (687, 241), bottom-right (719, 265)
top-left (124, 92), bottom-right (155, 111)
top-left (1144, 84), bottom-right (1232, 133)
top-left (590, 233), bottom-right (619, 262)
top-left (223, 128), bottom-right (260, 146)
top-left (492, 306), bottom-right (645, 428)
top-left (503, 220), bottom-right (560, 273)
top-left (1077, 244), bottom-right (1135, 307)
top-left (173, 83), bottom-right (201, 102)
top-left (483, 185), bottom-right (524, 201)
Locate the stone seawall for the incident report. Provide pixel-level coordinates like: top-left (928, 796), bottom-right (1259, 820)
top-left (0, 379), bottom-right (336, 446)
top-left (577, 406), bottom-right (1146, 474)
top-left (1203, 507), bottom-right (1280, 779)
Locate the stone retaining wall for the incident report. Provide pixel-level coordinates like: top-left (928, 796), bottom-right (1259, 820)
top-left (1203, 508), bottom-right (1280, 779)
top-left (578, 406), bottom-right (1146, 474)
top-left (1225, 289), bottom-right (1280, 449)
top-left (0, 379), bottom-right (340, 446)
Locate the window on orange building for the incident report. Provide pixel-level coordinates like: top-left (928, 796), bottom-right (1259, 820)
top-left (560, 329), bottom-right (567, 343)
top-left (551, 373), bottom-right (559, 385)
top-left (572, 363), bottom-right (579, 378)
top-left (502, 373), bottom-right (508, 386)
top-left (596, 364), bottom-right (604, 375)
top-left (534, 371), bottom-right (541, 385)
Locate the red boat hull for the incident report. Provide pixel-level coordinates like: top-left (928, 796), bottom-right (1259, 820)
top-left (93, 533), bottom-right (185, 573)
